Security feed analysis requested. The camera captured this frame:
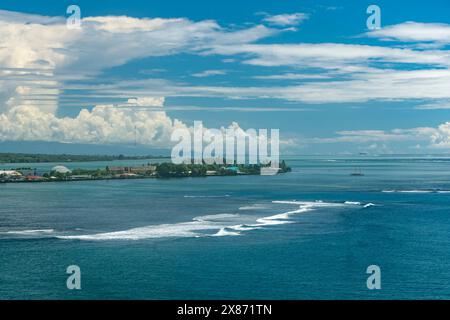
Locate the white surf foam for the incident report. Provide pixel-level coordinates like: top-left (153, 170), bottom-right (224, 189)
top-left (382, 189), bottom-right (438, 194)
top-left (228, 224), bottom-right (260, 231)
top-left (5, 229), bottom-right (54, 235)
top-left (212, 228), bottom-right (241, 237)
top-left (57, 221), bottom-right (218, 241)
top-left (58, 213), bottom-right (253, 241)
top-left (238, 204), bottom-right (268, 210)
top-left (345, 201), bottom-right (361, 205)
top-left (56, 199), bottom-right (369, 241)
top-left (184, 195), bottom-right (230, 198)
top-left (251, 205), bottom-right (313, 227)
top-left (254, 215), bottom-right (292, 226)
top-left (273, 200), bottom-right (348, 208)
top-left (193, 214), bottom-right (239, 222)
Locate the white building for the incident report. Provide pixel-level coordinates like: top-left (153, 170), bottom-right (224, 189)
top-left (0, 170), bottom-right (23, 181)
top-left (51, 165), bottom-right (72, 174)
top-left (0, 170), bottom-right (22, 177)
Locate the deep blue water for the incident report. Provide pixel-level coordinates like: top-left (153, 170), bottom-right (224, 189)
top-left (1, 156), bottom-right (450, 299)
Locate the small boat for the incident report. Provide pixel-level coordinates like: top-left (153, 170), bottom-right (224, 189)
top-left (350, 168), bottom-right (364, 176)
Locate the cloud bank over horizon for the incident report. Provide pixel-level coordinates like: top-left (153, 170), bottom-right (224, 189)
top-left (0, 7), bottom-right (449, 153)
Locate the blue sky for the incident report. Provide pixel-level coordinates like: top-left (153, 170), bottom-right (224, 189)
top-left (1, 0), bottom-right (450, 155)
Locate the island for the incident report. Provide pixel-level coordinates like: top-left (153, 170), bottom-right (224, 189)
top-left (0, 160), bottom-right (291, 183)
top-left (0, 152), bottom-right (169, 164)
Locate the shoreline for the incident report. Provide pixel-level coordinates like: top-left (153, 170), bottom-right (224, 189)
top-left (0, 172), bottom-right (288, 184)
top-left (1, 162), bottom-right (291, 184)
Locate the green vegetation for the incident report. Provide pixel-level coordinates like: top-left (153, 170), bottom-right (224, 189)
top-left (0, 153), bottom-right (169, 164)
top-left (1, 160), bottom-right (291, 183)
top-left (154, 161), bottom-right (291, 178)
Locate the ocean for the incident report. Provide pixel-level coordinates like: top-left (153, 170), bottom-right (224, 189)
top-left (1, 156), bottom-right (450, 299)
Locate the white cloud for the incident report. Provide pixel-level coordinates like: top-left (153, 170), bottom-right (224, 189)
top-left (55, 65), bottom-right (450, 105)
top-left (2, 9), bottom-right (450, 150)
top-left (252, 73), bottom-right (330, 80)
top-left (4, 11), bottom-right (450, 110)
top-left (0, 10), bottom-right (278, 114)
top-left (263, 13), bottom-right (309, 26)
top-left (126, 97), bottom-right (165, 107)
top-left (0, 102), bottom-right (297, 149)
top-left (0, 10), bottom-right (281, 146)
top-left (272, 69), bottom-right (450, 103)
top-left (197, 40), bottom-right (450, 103)
top-left (366, 22), bottom-right (450, 45)
top-left (0, 103), bottom-right (188, 146)
top-left (308, 122), bottom-right (450, 149)
top-left (415, 100), bottom-right (450, 110)
top-left (192, 70), bottom-right (227, 77)
top-left (208, 43), bottom-right (450, 68)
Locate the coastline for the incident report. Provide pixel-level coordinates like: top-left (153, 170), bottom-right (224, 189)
top-left (0, 160), bottom-right (291, 184)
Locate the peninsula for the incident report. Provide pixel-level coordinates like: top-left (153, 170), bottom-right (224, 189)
top-left (0, 159), bottom-right (291, 183)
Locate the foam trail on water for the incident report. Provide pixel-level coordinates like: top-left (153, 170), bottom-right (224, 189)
top-left (4, 229), bottom-right (54, 235)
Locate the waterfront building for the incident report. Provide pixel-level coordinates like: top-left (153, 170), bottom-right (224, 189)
top-left (51, 166), bottom-right (72, 174)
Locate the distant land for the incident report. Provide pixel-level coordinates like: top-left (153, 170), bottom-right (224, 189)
top-left (0, 153), bottom-right (169, 164)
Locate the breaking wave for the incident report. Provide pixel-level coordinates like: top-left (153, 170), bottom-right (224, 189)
top-left (212, 228), bottom-right (241, 237)
top-left (25, 200), bottom-right (371, 241)
top-left (363, 203), bottom-right (375, 208)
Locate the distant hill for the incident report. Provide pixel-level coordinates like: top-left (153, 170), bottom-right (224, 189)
top-left (0, 153), bottom-right (169, 163)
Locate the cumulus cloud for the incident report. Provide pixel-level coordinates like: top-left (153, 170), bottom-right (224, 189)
top-left (0, 102), bottom-right (295, 150)
top-left (262, 13), bottom-right (309, 26)
top-left (0, 103), bottom-right (188, 146)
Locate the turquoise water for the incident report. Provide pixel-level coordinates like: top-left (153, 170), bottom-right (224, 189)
top-left (1, 156), bottom-right (450, 299)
